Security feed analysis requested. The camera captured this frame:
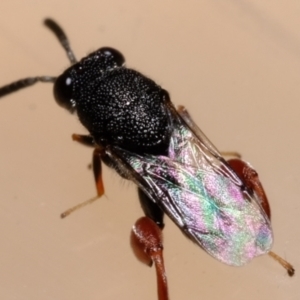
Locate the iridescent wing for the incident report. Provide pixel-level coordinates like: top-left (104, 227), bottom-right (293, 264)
top-left (108, 105), bottom-right (273, 267)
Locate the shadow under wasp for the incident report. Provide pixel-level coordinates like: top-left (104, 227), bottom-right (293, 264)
top-left (0, 18), bottom-right (294, 300)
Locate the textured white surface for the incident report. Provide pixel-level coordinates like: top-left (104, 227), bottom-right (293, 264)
top-left (0, 1), bottom-right (299, 299)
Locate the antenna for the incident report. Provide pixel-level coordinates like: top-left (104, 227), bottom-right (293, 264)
top-left (0, 19), bottom-right (76, 98)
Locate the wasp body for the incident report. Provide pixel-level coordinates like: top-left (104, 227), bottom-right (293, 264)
top-left (0, 18), bottom-right (294, 300)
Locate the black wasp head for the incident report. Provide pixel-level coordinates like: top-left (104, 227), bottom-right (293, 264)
top-left (0, 19), bottom-right (171, 155)
top-left (54, 45), bottom-right (170, 155)
top-left (53, 47), bottom-right (125, 113)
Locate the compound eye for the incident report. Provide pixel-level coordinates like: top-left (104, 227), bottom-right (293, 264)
top-left (53, 72), bottom-right (76, 112)
top-left (100, 47), bottom-right (125, 66)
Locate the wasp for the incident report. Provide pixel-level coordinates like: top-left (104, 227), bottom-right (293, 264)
top-left (0, 19), bottom-right (294, 300)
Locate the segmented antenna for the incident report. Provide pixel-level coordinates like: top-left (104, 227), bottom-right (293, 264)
top-left (44, 18), bottom-right (77, 64)
top-left (0, 18), bottom-right (76, 98)
top-left (0, 76), bottom-right (56, 97)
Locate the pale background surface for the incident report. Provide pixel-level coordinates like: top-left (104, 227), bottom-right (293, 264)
top-left (0, 1), bottom-right (299, 299)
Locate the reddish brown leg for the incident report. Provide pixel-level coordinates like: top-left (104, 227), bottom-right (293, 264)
top-left (72, 133), bottom-right (95, 147)
top-left (227, 158), bottom-right (294, 276)
top-left (227, 158), bottom-right (271, 219)
top-left (60, 134), bottom-right (105, 218)
top-left (72, 134), bottom-right (105, 196)
top-left (92, 147), bottom-right (105, 197)
top-left (131, 217), bottom-right (169, 300)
